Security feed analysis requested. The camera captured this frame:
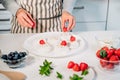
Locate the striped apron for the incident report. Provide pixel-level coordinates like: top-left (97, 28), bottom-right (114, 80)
top-left (11, 0), bottom-right (62, 33)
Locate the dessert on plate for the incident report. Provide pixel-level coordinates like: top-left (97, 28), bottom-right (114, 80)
top-left (69, 35), bottom-right (80, 49)
top-left (61, 33), bottom-right (80, 49)
top-left (53, 40), bottom-right (70, 53)
top-left (34, 39), bottom-right (53, 53)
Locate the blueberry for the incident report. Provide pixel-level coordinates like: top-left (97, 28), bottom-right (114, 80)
top-left (7, 54), bottom-right (14, 60)
top-left (8, 52), bottom-right (14, 57)
top-left (19, 52), bottom-right (27, 58)
top-left (1, 54), bottom-right (7, 60)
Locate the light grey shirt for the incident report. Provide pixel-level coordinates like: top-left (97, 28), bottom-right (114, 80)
top-left (2, 0), bottom-right (77, 16)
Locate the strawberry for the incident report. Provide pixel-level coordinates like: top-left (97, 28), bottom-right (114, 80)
top-left (79, 62), bottom-right (88, 71)
top-left (99, 59), bottom-right (108, 68)
top-left (67, 61), bottom-right (75, 69)
top-left (96, 50), bottom-right (101, 58)
top-left (106, 63), bottom-right (114, 69)
top-left (114, 48), bottom-right (120, 57)
top-left (73, 63), bottom-right (80, 72)
top-left (60, 40), bottom-right (67, 46)
top-left (32, 21), bottom-right (35, 28)
top-left (63, 27), bottom-right (67, 32)
top-left (39, 40), bottom-right (45, 45)
top-left (70, 36), bottom-right (76, 42)
top-left (107, 48), bottom-right (115, 58)
top-left (109, 55), bottom-right (119, 61)
top-left (101, 46), bottom-right (109, 51)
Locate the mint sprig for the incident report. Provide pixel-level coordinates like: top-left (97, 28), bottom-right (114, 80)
top-left (81, 69), bottom-right (89, 76)
top-left (39, 59), bottom-right (53, 76)
top-left (70, 74), bottom-right (83, 80)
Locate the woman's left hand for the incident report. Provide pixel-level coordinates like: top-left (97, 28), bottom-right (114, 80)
top-left (61, 11), bottom-right (75, 32)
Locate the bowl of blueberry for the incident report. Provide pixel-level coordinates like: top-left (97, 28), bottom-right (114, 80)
top-left (0, 49), bottom-right (28, 68)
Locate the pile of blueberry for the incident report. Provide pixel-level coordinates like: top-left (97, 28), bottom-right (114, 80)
top-left (1, 51), bottom-right (27, 64)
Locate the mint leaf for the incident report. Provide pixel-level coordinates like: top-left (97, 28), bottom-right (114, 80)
top-left (81, 69), bottom-right (89, 76)
top-left (70, 74), bottom-right (83, 80)
top-left (56, 72), bottom-right (63, 79)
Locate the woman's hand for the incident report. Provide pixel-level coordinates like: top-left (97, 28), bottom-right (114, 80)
top-left (61, 11), bottom-right (75, 32)
top-left (16, 8), bottom-right (36, 28)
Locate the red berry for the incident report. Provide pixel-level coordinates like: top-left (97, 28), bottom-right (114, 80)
top-left (79, 62), bottom-right (88, 71)
top-left (73, 63), bottom-right (80, 72)
top-left (96, 50), bottom-right (101, 58)
top-left (39, 40), bottom-right (45, 45)
top-left (70, 36), bottom-right (76, 42)
top-left (114, 48), bottom-right (120, 57)
top-left (99, 60), bottom-right (108, 68)
top-left (109, 55), bottom-right (119, 61)
top-left (67, 61), bottom-right (75, 69)
top-left (60, 40), bottom-right (67, 46)
top-left (32, 21), bottom-right (35, 28)
top-left (63, 27), bottom-right (67, 32)
top-left (101, 46), bottom-right (109, 51)
top-left (106, 63), bottom-right (114, 69)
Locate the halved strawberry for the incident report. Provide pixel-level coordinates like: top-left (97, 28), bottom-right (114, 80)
top-left (79, 62), bottom-right (88, 71)
top-left (60, 40), bottom-right (67, 46)
top-left (39, 40), bottom-right (45, 45)
top-left (70, 36), bottom-right (76, 42)
top-left (67, 61), bottom-right (75, 69)
top-left (73, 63), bottom-right (80, 72)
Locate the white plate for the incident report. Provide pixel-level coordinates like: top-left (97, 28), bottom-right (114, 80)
top-left (23, 32), bottom-right (86, 58)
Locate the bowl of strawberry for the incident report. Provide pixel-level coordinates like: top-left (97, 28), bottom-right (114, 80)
top-left (96, 46), bottom-right (120, 72)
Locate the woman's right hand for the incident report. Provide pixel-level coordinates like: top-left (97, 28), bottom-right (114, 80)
top-left (16, 8), bottom-right (36, 28)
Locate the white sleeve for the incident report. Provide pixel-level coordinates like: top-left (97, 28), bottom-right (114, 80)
top-left (2, 0), bottom-right (21, 16)
top-left (63, 0), bottom-right (77, 14)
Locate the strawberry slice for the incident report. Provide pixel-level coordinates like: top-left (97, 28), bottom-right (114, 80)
top-left (60, 40), bottom-right (67, 46)
top-left (39, 40), bottom-right (45, 45)
top-left (70, 36), bottom-right (76, 42)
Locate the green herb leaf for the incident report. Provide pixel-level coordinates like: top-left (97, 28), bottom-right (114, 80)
top-left (81, 69), bottom-right (89, 76)
top-left (39, 59), bottom-right (53, 76)
top-left (70, 74), bottom-right (83, 80)
top-left (56, 72), bottom-right (63, 79)
top-left (100, 50), bottom-right (107, 58)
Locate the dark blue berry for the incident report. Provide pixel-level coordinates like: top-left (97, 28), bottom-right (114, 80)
top-left (1, 54), bottom-right (7, 60)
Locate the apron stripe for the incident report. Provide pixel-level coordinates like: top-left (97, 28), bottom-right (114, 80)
top-left (11, 0), bottom-right (62, 33)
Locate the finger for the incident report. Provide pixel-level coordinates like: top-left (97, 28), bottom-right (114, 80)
top-left (27, 13), bottom-right (36, 28)
top-left (22, 13), bottom-right (33, 26)
top-left (61, 19), bottom-right (66, 31)
top-left (18, 17), bottom-right (32, 28)
top-left (67, 19), bottom-right (73, 31)
top-left (69, 18), bottom-right (76, 31)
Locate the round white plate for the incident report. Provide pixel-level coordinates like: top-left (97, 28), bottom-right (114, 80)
top-left (23, 32), bottom-right (86, 58)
